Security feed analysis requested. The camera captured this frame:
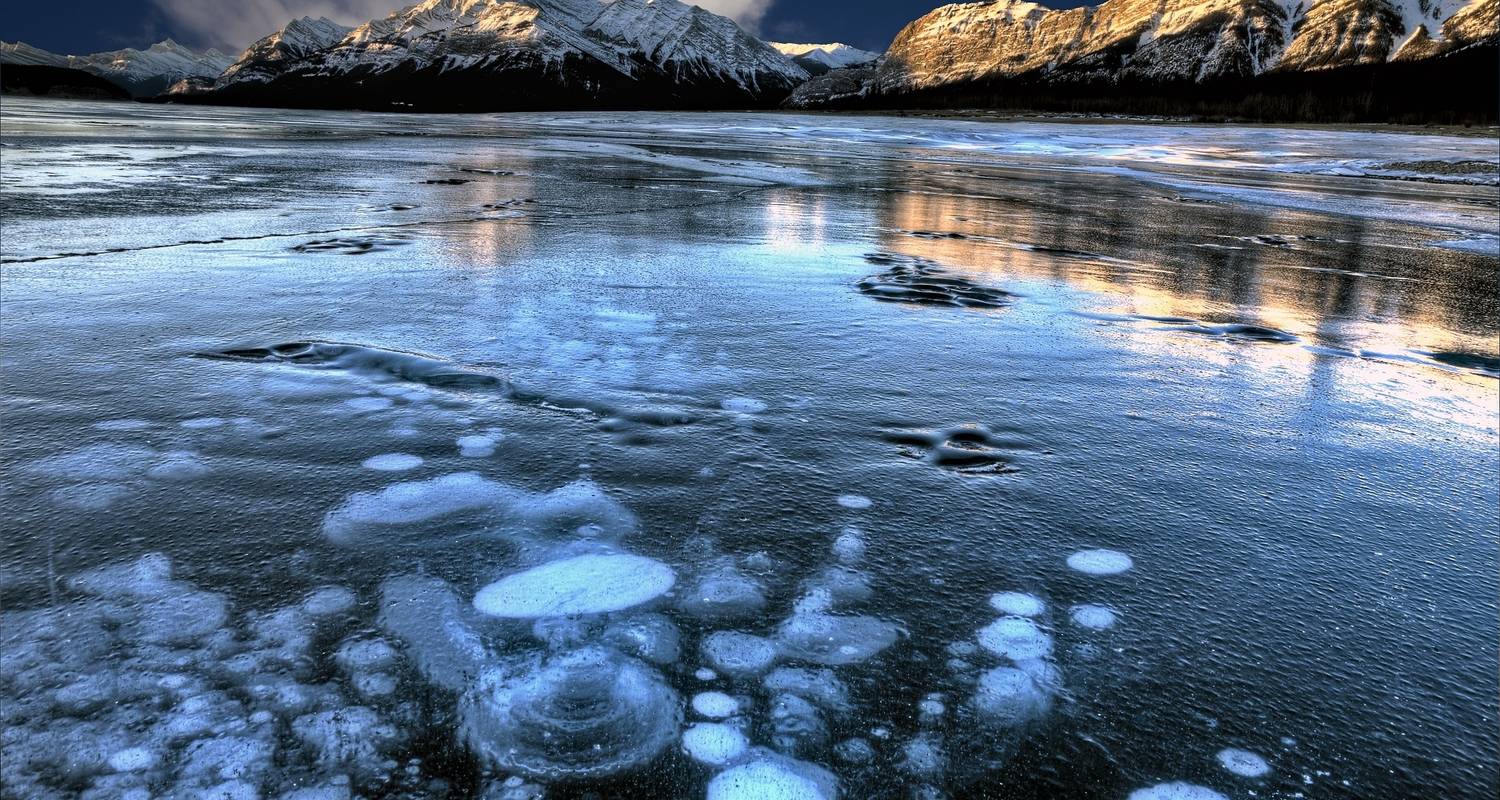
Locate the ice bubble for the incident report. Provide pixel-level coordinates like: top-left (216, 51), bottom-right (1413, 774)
top-left (107, 747), bottom-right (158, 772)
top-left (344, 396), bottom-right (395, 412)
top-left (835, 738), bottom-right (875, 764)
top-left (707, 751), bottom-right (840, 800)
top-left (977, 617), bottom-right (1054, 661)
top-left (680, 571), bottom-right (768, 620)
top-left (1216, 748), bottom-right (1271, 778)
top-left (832, 528), bottom-right (866, 564)
top-left (763, 668), bottom-right (850, 711)
top-left (136, 590), bottom-right (230, 645)
top-left (1070, 604), bottom-right (1118, 630)
top-left (324, 472), bottom-right (510, 542)
top-left (683, 723), bottom-right (750, 766)
top-left (330, 473), bottom-right (641, 545)
top-left (722, 397), bottom-right (769, 414)
top-left (180, 416), bottom-right (228, 429)
top-left (293, 706), bottom-right (402, 772)
top-left (457, 434), bottom-right (498, 458)
top-left (989, 592), bottom-right (1045, 617)
top-left (461, 647), bottom-right (681, 780)
top-left (602, 613), bottom-right (681, 665)
top-left (900, 733), bottom-right (946, 778)
top-left (94, 418), bottom-right (154, 431)
top-left (24, 442), bottom-right (157, 481)
top-left (282, 786), bottom-right (353, 800)
top-left (802, 567), bottom-right (874, 607)
top-left (473, 553), bottom-right (675, 618)
top-left (146, 450), bottom-right (211, 481)
top-left (703, 631), bottom-right (779, 678)
top-left (380, 575), bottom-right (490, 693)
top-left (362, 453), bottom-right (424, 472)
top-left (836, 494), bottom-right (873, 510)
top-left (1127, 783), bottom-right (1229, 800)
top-left (919, 697), bottom-right (946, 717)
top-left (353, 672), bottom-right (398, 698)
top-left (1066, 549), bottom-right (1134, 576)
top-left (697, 668), bottom-right (719, 681)
top-left (973, 666), bottom-right (1052, 727)
top-left (303, 585), bottom-right (356, 616)
top-left (777, 613), bottom-right (900, 666)
top-left (692, 691), bottom-right (742, 719)
top-left (336, 638), bottom-right (398, 673)
top-left (180, 735), bottom-right (273, 784)
top-left (771, 693), bottom-right (828, 754)
top-left (50, 482), bottom-right (130, 510)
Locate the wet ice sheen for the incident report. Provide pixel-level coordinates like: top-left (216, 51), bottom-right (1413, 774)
top-left (4, 102), bottom-right (1496, 800)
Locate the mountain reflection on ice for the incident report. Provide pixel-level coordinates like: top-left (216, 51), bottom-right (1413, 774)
top-left (1, 98), bottom-right (1497, 799)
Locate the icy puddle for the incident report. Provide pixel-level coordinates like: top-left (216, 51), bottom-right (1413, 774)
top-left (1, 99), bottom-right (1497, 800)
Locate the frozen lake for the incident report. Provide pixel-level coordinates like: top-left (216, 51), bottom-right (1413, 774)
top-left (1, 98), bottom-right (1497, 800)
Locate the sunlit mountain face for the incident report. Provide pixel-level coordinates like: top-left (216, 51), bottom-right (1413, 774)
top-left (788, 0), bottom-right (1499, 121)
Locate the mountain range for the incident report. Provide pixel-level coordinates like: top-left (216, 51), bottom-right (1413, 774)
top-left (0, 39), bottom-right (232, 97)
top-left (788, 0), bottom-right (1499, 121)
top-left (2, 0), bottom-right (1496, 120)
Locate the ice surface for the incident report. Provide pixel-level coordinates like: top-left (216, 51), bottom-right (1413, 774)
top-left (1127, 783), bottom-right (1230, 800)
top-left (460, 647), bottom-right (681, 779)
top-left (1216, 747), bottom-right (1271, 777)
top-left (473, 553), bottom-right (675, 618)
top-left (990, 592), bottom-right (1046, 617)
top-left (1066, 549), bottom-right (1134, 576)
top-left (977, 617), bottom-right (1054, 661)
top-left (683, 722), bottom-right (750, 766)
top-left (1070, 604), bottom-right (1118, 630)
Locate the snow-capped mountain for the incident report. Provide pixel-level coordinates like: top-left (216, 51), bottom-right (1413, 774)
top-left (771, 42), bottom-right (881, 74)
top-left (198, 0), bottom-right (809, 111)
top-left (216, 17), bottom-right (355, 86)
top-left (0, 39), bottom-right (232, 97)
top-left (789, 0), bottom-right (1498, 109)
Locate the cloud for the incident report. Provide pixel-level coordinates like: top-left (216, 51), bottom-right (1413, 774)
top-left (689, 0), bottom-right (776, 32)
top-left (152, 0), bottom-right (780, 52)
top-left (147, 0), bottom-right (395, 51)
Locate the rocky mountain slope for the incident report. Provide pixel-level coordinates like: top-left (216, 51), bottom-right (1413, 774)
top-left (191, 0), bottom-right (808, 111)
top-left (0, 39), bottom-right (232, 97)
top-left (788, 0), bottom-right (1499, 120)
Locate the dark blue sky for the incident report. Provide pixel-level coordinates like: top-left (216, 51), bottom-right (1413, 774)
top-left (2, 0), bottom-right (1089, 56)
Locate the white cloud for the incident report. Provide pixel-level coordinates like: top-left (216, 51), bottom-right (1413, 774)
top-left (148, 0), bottom-right (395, 51)
top-left (691, 0), bottom-right (776, 32)
top-left (152, 0), bottom-right (780, 52)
